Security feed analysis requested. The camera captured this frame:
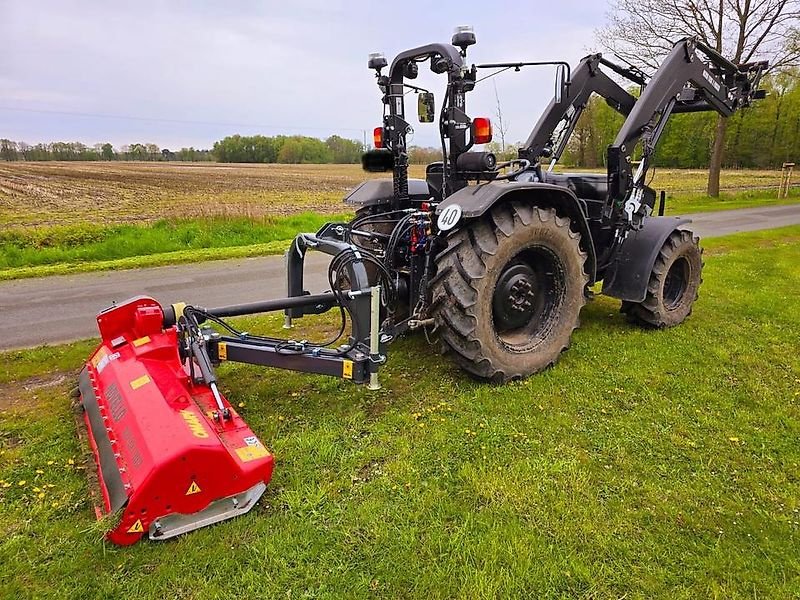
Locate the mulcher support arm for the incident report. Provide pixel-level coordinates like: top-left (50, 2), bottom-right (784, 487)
top-left (606, 37), bottom-right (768, 228)
top-left (286, 232), bottom-right (373, 346)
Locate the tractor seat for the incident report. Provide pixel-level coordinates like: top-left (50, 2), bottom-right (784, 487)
top-left (541, 172), bottom-right (608, 202)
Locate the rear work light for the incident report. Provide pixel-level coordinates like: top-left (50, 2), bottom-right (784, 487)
top-left (373, 127), bottom-right (384, 148)
top-left (472, 117), bottom-right (492, 144)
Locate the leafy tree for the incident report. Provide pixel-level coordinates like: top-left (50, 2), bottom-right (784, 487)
top-left (125, 144), bottom-right (145, 160)
top-left (101, 143), bottom-right (115, 161)
top-left (212, 134), bottom-right (362, 163)
top-left (0, 139), bottom-right (19, 161)
top-left (276, 136), bottom-right (332, 164)
top-left (325, 135), bottom-right (363, 163)
top-left (484, 142), bottom-right (519, 163)
top-left (408, 146), bottom-right (442, 164)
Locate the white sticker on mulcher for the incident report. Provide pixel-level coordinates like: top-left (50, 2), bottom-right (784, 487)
top-left (437, 204), bottom-right (462, 231)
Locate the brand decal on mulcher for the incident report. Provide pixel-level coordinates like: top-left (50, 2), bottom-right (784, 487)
top-left (180, 410), bottom-right (209, 438)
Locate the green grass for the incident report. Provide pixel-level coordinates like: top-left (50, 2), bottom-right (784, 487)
top-left (664, 187), bottom-right (799, 215)
top-left (2, 187), bottom-right (798, 281)
top-left (0, 213), bottom-right (350, 280)
top-left (1, 227), bottom-right (799, 598)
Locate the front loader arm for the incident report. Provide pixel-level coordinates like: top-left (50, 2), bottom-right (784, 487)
top-left (606, 37), bottom-right (767, 228)
top-left (519, 54), bottom-right (644, 167)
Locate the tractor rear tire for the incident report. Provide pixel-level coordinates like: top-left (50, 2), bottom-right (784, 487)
top-left (431, 202), bottom-right (588, 383)
top-left (621, 229), bottom-right (702, 328)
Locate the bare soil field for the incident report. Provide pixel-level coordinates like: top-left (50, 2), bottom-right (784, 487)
top-left (0, 162), bottom-right (383, 228)
top-left (0, 161), bottom-right (795, 229)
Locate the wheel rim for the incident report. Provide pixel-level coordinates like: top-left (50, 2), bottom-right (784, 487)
top-left (491, 246), bottom-right (566, 352)
top-left (663, 256), bottom-right (690, 310)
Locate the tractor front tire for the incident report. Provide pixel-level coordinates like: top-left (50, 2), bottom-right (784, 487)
top-left (621, 229), bottom-right (702, 328)
top-left (431, 202), bottom-right (588, 383)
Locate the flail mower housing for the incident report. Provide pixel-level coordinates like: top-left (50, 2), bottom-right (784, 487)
top-left (79, 297), bottom-right (274, 544)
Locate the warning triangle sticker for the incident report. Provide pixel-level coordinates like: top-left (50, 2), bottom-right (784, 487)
top-left (127, 519), bottom-right (144, 534)
top-left (185, 481), bottom-right (202, 495)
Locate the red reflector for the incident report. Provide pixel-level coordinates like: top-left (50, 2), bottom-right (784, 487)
top-left (472, 117), bottom-right (492, 144)
top-left (373, 127), bottom-right (384, 148)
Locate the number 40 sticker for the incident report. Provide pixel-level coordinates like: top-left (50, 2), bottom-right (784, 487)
top-left (437, 204), bottom-right (462, 232)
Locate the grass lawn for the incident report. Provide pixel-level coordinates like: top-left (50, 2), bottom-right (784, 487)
top-left (0, 227), bottom-right (799, 599)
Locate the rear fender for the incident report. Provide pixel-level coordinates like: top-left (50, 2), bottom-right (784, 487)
top-left (343, 178), bottom-right (431, 209)
top-left (602, 216), bottom-right (691, 302)
top-left (437, 181), bottom-right (597, 282)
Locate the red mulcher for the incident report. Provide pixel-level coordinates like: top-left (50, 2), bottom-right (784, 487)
top-left (79, 297), bottom-right (275, 545)
top-left (78, 232), bottom-right (383, 545)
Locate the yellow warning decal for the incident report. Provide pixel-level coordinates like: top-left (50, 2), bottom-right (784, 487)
top-left (342, 360), bottom-right (354, 380)
top-left (235, 445), bottom-right (271, 462)
top-left (127, 519), bottom-right (144, 534)
top-left (132, 336), bottom-right (151, 347)
top-left (171, 302), bottom-right (187, 321)
top-left (90, 348), bottom-right (108, 369)
top-left (218, 342), bottom-right (227, 361)
top-left (185, 481), bottom-right (202, 495)
top-left (180, 410), bottom-right (210, 438)
top-left (130, 375), bottom-right (151, 390)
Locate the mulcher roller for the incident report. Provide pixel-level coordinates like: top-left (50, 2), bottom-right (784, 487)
top-left (78, 296), bottom-right (274, 545)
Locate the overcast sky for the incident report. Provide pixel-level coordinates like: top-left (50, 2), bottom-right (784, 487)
top-left (0, 0), bottom-right (608, 149)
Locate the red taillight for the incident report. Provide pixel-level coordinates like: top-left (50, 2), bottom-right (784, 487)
top-left (472, 117), bottom-right (492, 144)
top-left (373, 127), bottom-right (384, 148)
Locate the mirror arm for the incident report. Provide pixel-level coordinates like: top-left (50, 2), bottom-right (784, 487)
top-left (475, 60), bottom-right (571, 85)
top-left (404, 83), bottom-right (431, 94)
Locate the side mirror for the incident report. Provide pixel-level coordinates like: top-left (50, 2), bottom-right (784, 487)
top-left (554, 64), bottom-right (568, 104)
top-left (418, 92), bottom-right (435, 123)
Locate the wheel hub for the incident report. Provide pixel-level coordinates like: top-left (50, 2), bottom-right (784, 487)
top-left (493, 263), bottom-right (539, 331)
top-left (663, 256), bottom-right (690, 310)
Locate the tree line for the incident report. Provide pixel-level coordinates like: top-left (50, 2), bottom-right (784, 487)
top-left (2, 73), bottom-right (797, 168)
top-left (0, 140), bottom-right (213, 162)
top-left (0, 134), bottom-right (365, 164)
top-left (211, 134), bottom-right (364, 164)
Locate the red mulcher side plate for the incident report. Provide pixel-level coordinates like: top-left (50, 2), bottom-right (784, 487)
top-left (78, 296), bottom-right (274, 545)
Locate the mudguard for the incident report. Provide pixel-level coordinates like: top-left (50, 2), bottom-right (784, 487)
top-left (436, 181), bottom-right (597, 282)
top-left (343, 178), bottom-right (431, 209)
top-left (602, 216), bottom-right (691, 302)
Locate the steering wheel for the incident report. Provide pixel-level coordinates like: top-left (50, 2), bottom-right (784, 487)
top-left (492, 159), bottom-right (531, 181)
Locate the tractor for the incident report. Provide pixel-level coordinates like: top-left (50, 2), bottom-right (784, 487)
top-left (343, 26), bottom-right (766, 381)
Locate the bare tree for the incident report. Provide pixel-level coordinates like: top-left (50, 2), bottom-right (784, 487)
top-left (597, 0), bottom-right (800, 196)
top-left (493, 80), bottom-right (510, 153)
